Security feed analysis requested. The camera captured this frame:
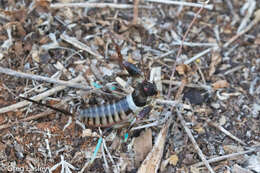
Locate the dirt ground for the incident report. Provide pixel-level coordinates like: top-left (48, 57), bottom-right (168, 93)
top-left (0, 0), bottom-right (260, 173)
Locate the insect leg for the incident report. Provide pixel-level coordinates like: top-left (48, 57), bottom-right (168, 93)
top-left (137, 105), bottom-right (152, 119)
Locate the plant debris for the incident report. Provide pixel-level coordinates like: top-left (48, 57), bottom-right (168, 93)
top-left (0, 0), bottom-right (259, 173)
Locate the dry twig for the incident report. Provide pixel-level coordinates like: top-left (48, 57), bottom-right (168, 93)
top-left (176, 108), bottom-right (215, 173)
top-left (0, 100), bottom-right (67, 130)
top-left (162, 80), bottom-right (212, 91)
top-left (50, 2), bottom-right (152, 9)
top-left (60, 33), bottom-right (104, 60)
top-left (193, 147), bottom-right (259, 167)
top-left (137, 116), bottom-right (171, 173)
top-left (155, 99), bottom-right (192, 110)
top-left (184, 47), bottom-right (217, 65)
top-left (0, 75), bottom-right (83, 114)
top-left (167, 1), bottom-right (208, 98)
top-left (144, 0), bottom-right (213, 10)
top-left (132, 0), bottom-right (140, 25)
top-left (223, 9), bottom-right (260, 48)
top-left (0, 66), bottom-right (89, 90)
top-left (207, 120), bottom-right (247, 146)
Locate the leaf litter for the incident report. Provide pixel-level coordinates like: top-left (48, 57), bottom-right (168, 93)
top-left (0, 0), bottom-right (259, 173)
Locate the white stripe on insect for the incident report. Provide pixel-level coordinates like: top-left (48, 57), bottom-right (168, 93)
top-left (126, 94), bottom-right (142, 112)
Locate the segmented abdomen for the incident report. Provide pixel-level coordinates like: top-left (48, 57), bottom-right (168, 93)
top-left (78, 94), bottom-right (141, 127)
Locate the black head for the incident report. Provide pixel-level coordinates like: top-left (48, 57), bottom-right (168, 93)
top-left (132, 81), bottom-right (157, 107)
top-left (141, 81), bottom-right (157, 97)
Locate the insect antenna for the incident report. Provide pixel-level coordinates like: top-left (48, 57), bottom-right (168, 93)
top-left (19, 97), bottom-right (73, 116)
top-left (130, 24), bottom-right (150, 81)
top-left (138, 26), bottom-right (147, 81)
top-left (110, 34), bottom-right (124, 69)
top-left (110, 32), bottom-right (141, 76)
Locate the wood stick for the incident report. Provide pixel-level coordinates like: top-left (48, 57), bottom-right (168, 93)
top-left (0, 66), bottom-right (89, 90)
top-left (0, 75), bottom-right (83, 114)
top-left (176, 108), bottom-right (215, 173)
top-left (50, 2), bottom-right (152, 9)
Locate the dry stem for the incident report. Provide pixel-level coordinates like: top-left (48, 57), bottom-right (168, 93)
top-left (192, 147), bottom-right (258, 167)
top-left (0, 75), bottom-right (83, 114)
top-left (176, 108), bottom-right (215, 173)
top-left (167, 2), bottom-right (208, 98)
top-left (144, 0), bottom-right (213, 10)
top-left (0, 66), bottom-right (89, 90)
top-left (50, 2), bottom-right (152, 9)
top-left (207, 120), bottom-right (247, 146)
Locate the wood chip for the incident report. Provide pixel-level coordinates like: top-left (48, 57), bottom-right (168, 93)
top-left (137, 119), bottom-right (170, 173)
top-left (212, 80), bottom-right (229, 90)
top-left (133, 128), bottom-right (153, 165)
top-left (209, 50), bottom-right (222, 76)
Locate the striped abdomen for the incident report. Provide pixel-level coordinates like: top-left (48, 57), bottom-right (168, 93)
top-left (78, 94), bottom-right (142, 127)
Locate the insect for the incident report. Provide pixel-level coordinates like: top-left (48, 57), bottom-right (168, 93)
top-left (77, 80), bottom-right (157, 127)
top-left (76, 32), bottom-right (157, 127)
top-left (78, 31), bottom-right (157, 127)
top-left (21, 79), bottom-right (157, 128)
top-left (21, 27), bottom-right (157, 128)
